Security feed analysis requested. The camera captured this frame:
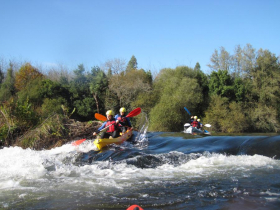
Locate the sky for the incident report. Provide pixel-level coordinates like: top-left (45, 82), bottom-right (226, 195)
top-left (0, 0), bottom-right (279, 74)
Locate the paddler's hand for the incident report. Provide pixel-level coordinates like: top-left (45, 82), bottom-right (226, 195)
top-left (93, 132), bottom-right (96, 136)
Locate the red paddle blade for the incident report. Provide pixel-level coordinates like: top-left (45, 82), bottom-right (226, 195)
top-left (72, 138), bottom-right (86, 146)
top-left (126, 107), bottom-right (141, 118)
top-left (127, 205), bottom-right (144, 210)
top-left (95, 113), bottom-right (107, 121)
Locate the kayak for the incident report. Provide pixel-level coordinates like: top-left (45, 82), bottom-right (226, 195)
top-left (93, 127), bottom-right (133, 150)
top-left (184, 124), bottom-right (211, 135)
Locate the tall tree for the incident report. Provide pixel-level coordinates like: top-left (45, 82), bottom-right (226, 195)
top-left (89, 66), bottom-right (108, 113)
top-left (126, 55), bottom-right (138, 72)
top-left (207, 47), bottom-right (232, 72)
top-left (149, 66), bottom-right (203, 131)
top-left (194, 62), bottom-right (201, 71)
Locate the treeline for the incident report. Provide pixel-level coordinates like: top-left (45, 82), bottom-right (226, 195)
top-left (1, 44), bottom-right (280, 147)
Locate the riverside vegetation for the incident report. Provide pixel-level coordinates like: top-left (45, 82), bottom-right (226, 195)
top-left (1, 44), bottom-right (280, 149)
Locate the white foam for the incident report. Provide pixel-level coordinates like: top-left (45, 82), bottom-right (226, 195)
top-left (1, 146), bottom-right (280, 191)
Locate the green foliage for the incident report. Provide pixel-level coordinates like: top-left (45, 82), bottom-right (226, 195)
top-left (41, 97), bottom-right (67, 118)
top-left (109, 68), bottom-right (152, 111)
top-left (89, 66), bottom-right (108, 113)
top-left (73, 97), bottom-right (95, 118)
top-left (14, 98), bottom-right (39, 128)
top-left (15, 63), bottom-right (43, 91)
top-left (203, 95), bottom-right (247, 133)
top-left (18, 114), bottom-right (67, 149)
top-left (0, 63), bottom-right (15, 102)
top-left (149, 69), bottom-right (203, 131)
top-left (248, 105), bottom-right (279, 132)
top-left (209, 69), bottom-right (235, 100)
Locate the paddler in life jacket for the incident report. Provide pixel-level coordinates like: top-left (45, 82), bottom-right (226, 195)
top-left (115, 107), bottom-right (132, 133)
top-left (197, 119), bottom-right (203, 130)
top-left (93, 110), bottom-right (120, 139)
top-left (191, 116), bottom-right (199, 128)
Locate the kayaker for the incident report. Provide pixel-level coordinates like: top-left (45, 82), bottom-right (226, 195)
top-left (191, 116), bottom-right (199, 128)
top-left (190, 116), bottom-right (194, 123)
top-left (197, 119), bottom-right (203, 130)
top-left (93, 110), bottom-right (120, 139)
top-left (115, 107), bottom-right (132, 133)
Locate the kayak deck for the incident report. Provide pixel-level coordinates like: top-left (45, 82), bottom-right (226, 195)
top-left (93, 128), bottom-right (133, 150)
top-left (184, 126), bottom-right (211, 136)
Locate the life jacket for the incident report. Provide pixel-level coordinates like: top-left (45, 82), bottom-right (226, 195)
top-left (105, 120), bottom-right (118, 132)
top-left (117, 115), bottom-right (127, 125)
top-left (191, 120), bottom-right (198, 128)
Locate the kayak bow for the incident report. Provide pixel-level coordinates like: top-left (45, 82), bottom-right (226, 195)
top-left (93, 127), bottom-right (133, 150)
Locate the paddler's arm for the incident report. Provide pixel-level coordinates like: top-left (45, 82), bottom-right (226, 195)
top-left (93, 122), bottom-right (107, 136)
top-left (126, 117), bottom-right (132, 127)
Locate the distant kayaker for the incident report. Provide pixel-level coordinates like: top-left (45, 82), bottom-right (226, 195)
top-left (115, 107), bottom-right (132, 133)
top-left (93, 110), bottom-right (120, 139)
top-left (197, 119), bottom-right (203, 130)
top-left (191, 116), bottom-right (199, 128)
top-left (190, 116), bottom-right (194, 123)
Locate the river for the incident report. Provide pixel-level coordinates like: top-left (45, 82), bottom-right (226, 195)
top-left (1, 125), bottom-right (280, 209)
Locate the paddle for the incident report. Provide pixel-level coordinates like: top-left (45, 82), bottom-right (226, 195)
top-left (184, 107), bottom-right (191, 115)
top-left (204, 124), bottom-right (211, 127)
top-left (94, 107), bottom-right (142, 122)
top-left (126, 107), bottom-right (141, 118)
top-left (95, 113), bottom-right (107, 121)
top-left (71, 123), bottom-right (114, 146)
top-left (72, 108), bottom-right (142, 146)
top-left (72, 138), bottom-right (86, 146)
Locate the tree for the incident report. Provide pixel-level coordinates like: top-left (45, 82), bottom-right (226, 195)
top-left (203, 95), bottom-right (248, 133)
top-left (15, 63), bottom-right (43, 91)
top-left (194, 62), bottom-right (201, 71)
top-left (149, 76), bottom-right (202, 131)
top-left (207, 47), bottom-right (232, 72)
top-left (209, 69), bottom-right (235, 100)
top-left (89, 66), bottom-right (108, 113)
top-left (109, 69), bottom-right (152, 110)
top-left (126, 55), bottom-right (138, 72)
top-left (0, 62), bottom-right (16, 102)
top-left (148, 66), bottom-right (204, 131)
top-left (103, 58), bottom-right (126, 75)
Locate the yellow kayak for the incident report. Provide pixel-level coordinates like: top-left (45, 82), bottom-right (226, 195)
top-left (93, 128), bottom-right (133, 150)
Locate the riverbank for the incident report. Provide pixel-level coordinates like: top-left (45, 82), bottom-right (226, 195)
top-left (1, 116), bottom-right (102, 150)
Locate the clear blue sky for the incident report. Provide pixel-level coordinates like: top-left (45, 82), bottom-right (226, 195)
top-left (0, 0), bottom-right (279, 74)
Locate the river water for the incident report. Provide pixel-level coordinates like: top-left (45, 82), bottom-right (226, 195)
top-left (1, 126), bottom-right (280, 209)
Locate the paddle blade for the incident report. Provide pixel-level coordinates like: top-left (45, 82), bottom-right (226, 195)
top-left (204, 124), bottom-right (211, 127)
top-left (95, 113), bottom-right (107, 121)
top-left (127, 205), bottom-right (144, 210)
top-left (72, 138), bottom-right (86, 146)
top-left (126, 107), bottom-right (141, 118)
top-left (184, 107), bottom-right (191, 115)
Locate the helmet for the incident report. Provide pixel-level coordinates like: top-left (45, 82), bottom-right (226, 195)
top-left (197, 119), bottom-right (200, 122)
top-left (106, 110), bottom-right (114, 116)
top-left (119, 107), bottom-right (126, 113)
top-left (194, 116), bottom-right (197, 119)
